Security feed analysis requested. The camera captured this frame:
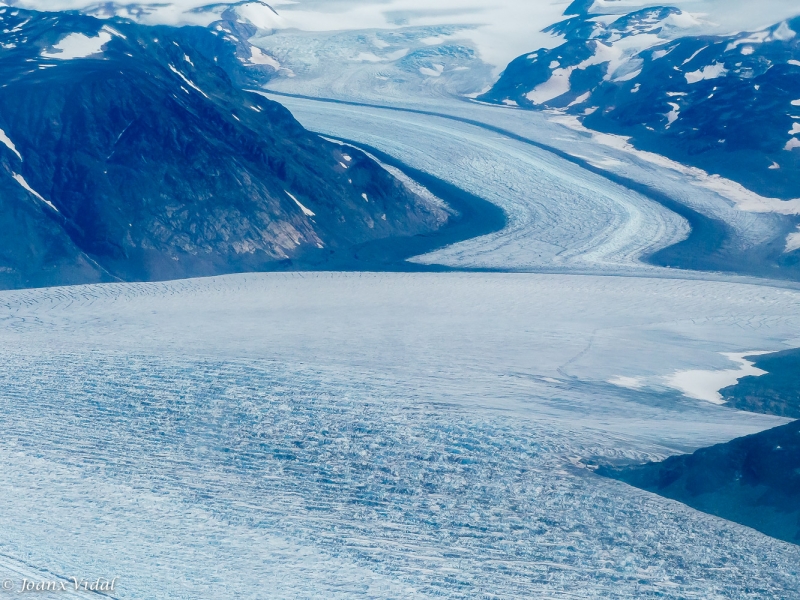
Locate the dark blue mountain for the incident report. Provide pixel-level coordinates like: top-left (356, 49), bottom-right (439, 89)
top-left (720, 348), bottom-right (800, 418)
top-left (599, 418), bottom-right (800, 545)
top-left (601, 347), bottom-right (800, 545)
top-left (482, 6), bottom-right (800, 202)
top-left (0, 7), bottom-right (449, 287)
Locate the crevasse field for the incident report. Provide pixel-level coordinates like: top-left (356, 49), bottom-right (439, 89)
top-left (2, 272), bottom-right (800, 598)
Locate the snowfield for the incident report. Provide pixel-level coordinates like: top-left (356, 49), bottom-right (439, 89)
top-left (22, 1), bottom-right (800, 71)
top-left (40, 30), bottom-right (113, 60)
top-left (1, 272), bottom-right (800, 598)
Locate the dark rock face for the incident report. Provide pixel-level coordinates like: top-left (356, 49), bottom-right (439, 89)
top-left (0, 175), bottom-right (109, 289)
top-left (721, 348), bottom-right (800, 419)
top-left (0, 8), bottom-right (449, 287)
top-left (601, 346), bottom-right (800, 545)
top-left (599, 419), bottom-right (800, 545)
top-left (481, 5), bottom-right (800, 202)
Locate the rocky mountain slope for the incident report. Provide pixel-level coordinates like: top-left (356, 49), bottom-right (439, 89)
top-left (0, 6), bottom-right (450, 288)
top-left (720, 348), bottom-right (800, 419)
top-left (599, 418), bottom-right (800, 545)
top-left (602, 346), bottom-right (800, 545)
top-left (481, 1), bottom-right (800, 203)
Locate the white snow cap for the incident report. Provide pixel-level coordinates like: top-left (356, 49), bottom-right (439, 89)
top-left (8, 1), bottom-right (800, 71)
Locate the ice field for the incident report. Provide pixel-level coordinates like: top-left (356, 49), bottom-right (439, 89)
top-left (265, 94), bottom-right (685, 273)
top-left (1, 272), bottom-right (800, 598)
top-left (3, 73), bottom-right (800, 600)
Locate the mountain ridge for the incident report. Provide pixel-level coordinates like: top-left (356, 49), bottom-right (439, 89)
top-left (0, 6), bottom-right (452, 288)
top-left (481, 5), bottom-right (800, 204)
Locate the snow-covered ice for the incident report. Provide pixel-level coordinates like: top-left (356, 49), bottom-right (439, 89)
top-left (665, 352), bottom-right (770, 404)
top-left (264, 92), bottom-right (799, 271)
top-left (261, 93), bottom-right (689, 272)
top-left (786, 226), bottom-right (800, 252)
top-left (5, 2), bottom-right (800, 596)
top-left (30, 1), bottom-right (800, 75)
top-left (608, 375), bottom-right (645, 389)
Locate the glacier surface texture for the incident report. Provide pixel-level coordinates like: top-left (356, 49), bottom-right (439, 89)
top-left (1, 273), bottom-right (799, 598)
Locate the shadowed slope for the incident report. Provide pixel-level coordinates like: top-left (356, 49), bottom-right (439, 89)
top-left (0, 8), bottom-right (450, 287)
top-left (600, 419), bottom-right (800, 545)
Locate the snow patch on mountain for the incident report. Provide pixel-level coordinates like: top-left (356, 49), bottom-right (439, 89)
top-left (12, 173), bottom-right (59, 212)
top-left (549, 113), bottom-right (800, 214)
top-left (5, 0), bottom-right (800, 77)
top-left (665, 102), bottom-right (679, 126)
top-left (526, 37), bottom-right (655, 104)
top-left (684, 61), bottom-right (727, 83)
top-left (41, 30), bottom-right (112, 60)
top-left (285, 190), bottom-right (315, 217)
top-left (725, 21), bottom-right (796, 51)
top-left (168, 64), bottom-right (209, 98)
top-left (0, 128), bottom-right (21, 160)
top-left (247, 46), bottom-right (279, 69)
top-left (665, 352), bottom-right (769, 404)
top-left (527, 68), bottom-right (572, 104)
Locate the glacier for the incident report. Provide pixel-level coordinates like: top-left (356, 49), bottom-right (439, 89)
top-left (263, 92), bottom-right (792, 274)
top-left (1, 272), bottom-right (800, 598)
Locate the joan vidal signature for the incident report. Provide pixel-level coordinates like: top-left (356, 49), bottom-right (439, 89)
top-left (2, 577), bottom-right (117, 593)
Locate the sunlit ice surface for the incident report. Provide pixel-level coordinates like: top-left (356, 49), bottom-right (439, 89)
top-left (1, 272), bottom-right (799, 598)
